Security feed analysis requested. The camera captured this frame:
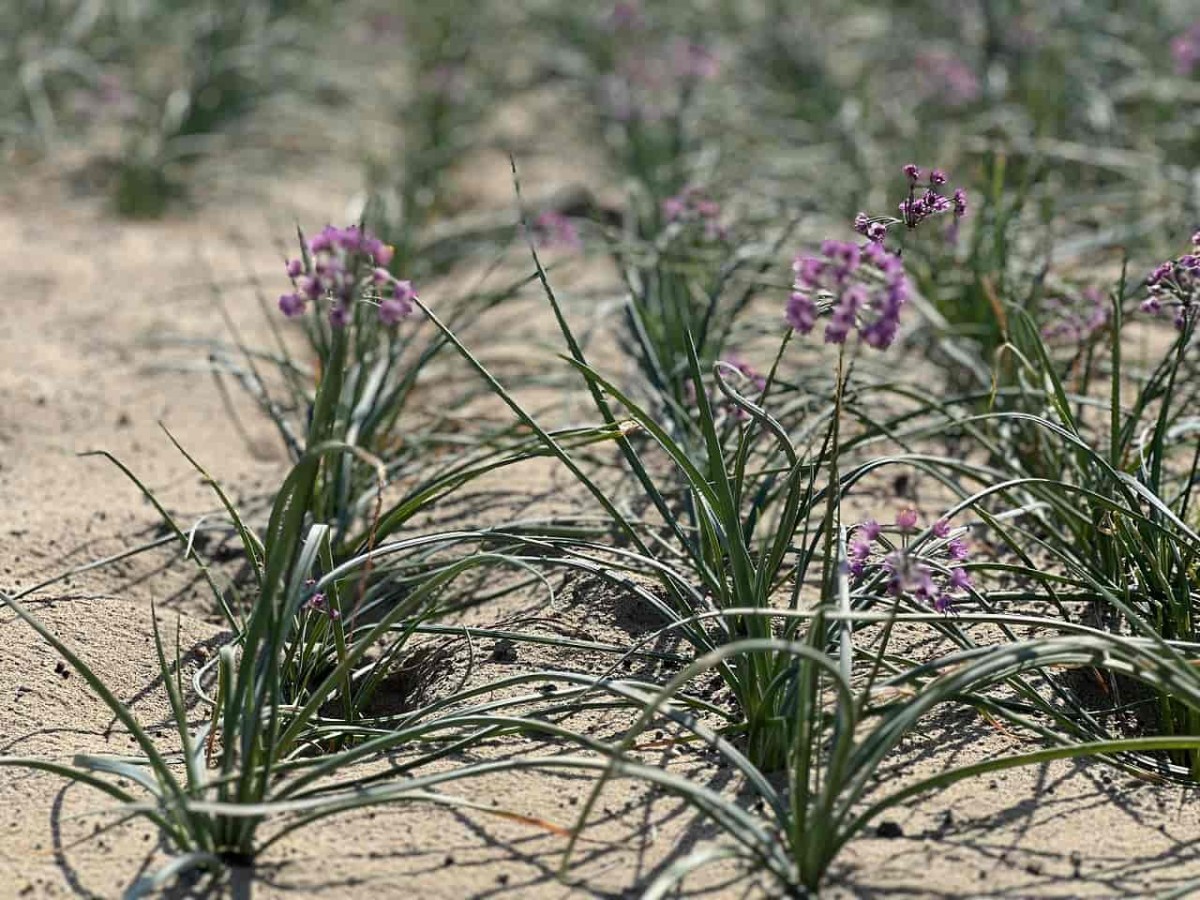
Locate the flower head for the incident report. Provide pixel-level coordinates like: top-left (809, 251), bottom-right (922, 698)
top-left (306, 592), bottom-right (339, 619)
top-left (279, 293), bottom-right (305, 318)
top-left (898, 167), bottom-right (967, 230)
top-left (283, 225), bottom-right (416, 328)
top-left (847, 517), bottom-right (971, 616)
top-left (787, 239), bottom-right (911, 349)
top-left (1140, 234), bottom-right (1200, 330)
top-left (855, 167), bottom-right (967, 249)
top-left (948, 566), bottom-right (973, 591)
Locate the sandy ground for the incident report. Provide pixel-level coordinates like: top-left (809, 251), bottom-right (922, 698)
top-left (3, 129), bottom-right (1200, 900)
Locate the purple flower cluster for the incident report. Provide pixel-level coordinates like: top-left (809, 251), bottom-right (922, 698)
top-left (853, 165), bottom-right (967, 248)
top-left (1140, 232), bottom-right (1200, 329)
top-left (533, 211), bottom-right (582, 250)
top-left (848, 511), bottom-right (972, 614)
top-left (1042, 287), bottom-right (1109, 343)
top-left (303, 579), bottom-right (341, 620)
top-left (305, 592), bottom-right (340, 620)
top-left (1172, 20), bottom-right (1200, 76)
top-left (663, 188), bottom-right (727, 240)
top-left (786, 239), bottom-right (911, 349)
top-left (896, 165), bottom-right (967, 230)
top-left (279, 225), bottom-right (416, 328)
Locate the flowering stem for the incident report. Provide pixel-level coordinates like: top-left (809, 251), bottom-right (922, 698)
top-left (819, 345), bottom-right (847, 610)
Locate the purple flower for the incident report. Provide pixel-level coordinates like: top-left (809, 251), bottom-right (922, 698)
top-left (377, 278), bottom-right (417, 325)
top-left (534, 211), bottom-right (582, 250)
top-left (366, 239), bottom-right (395, 266)
top-left (903, 164), bottom-right (921, 183)
top-left (824, 318), bottom-right (852, 345)
top-left (661, 188), bottom-right (726, 240)
top-left (1141, 236), bottom-right (1200, 329)
top-left (786, 292), bottom-right (817, 334)
top-left (279, 293), bottom-right (305, 317)
top-left (860, 520), bottom-right (883, 542)
top-left (1042, 287), bottom-right (1109, 343)
top-left (885, 551), bottom-right (936, 599)
top-left (947, 538), bottom-right (970, 560)
top-left (932, 518), bottom-right (952, 539)
top-left (949, 567), bottom-right (973, 591)
top-left (897, 169), bottom-right (966, 229)
top-left (283, 224), bottom-right (418, 329)
top-left (307, 591), bottom-right (341, 621)
top-left (1172, 20), bottom-right (1200, 75)
top-left (952, 188), bottom-right (968, 218)
top-left (788, 239), bottom-right (911, 349)
top-left (896, 508), bottom-right (919, 532)
top-left (378, 297), bottom-right (411, 325)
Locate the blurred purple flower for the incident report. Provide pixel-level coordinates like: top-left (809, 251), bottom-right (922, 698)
top-left (949, 567), bottom-right (973, 591)
top-left (662, 188), bottom-right (727, 241)
top-left (1172, 20), bottom-right (1200, 75)
top-left (533, 211), bottom-right (582, 250)
top-left (913, 50), bottom-right (981, 106)
top-left (1042, 287), bottom-right (1109, 343)
top-left (279, 293), bottom-right (305, 317)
